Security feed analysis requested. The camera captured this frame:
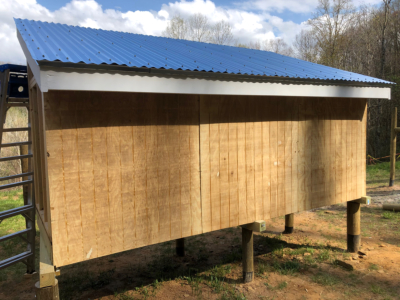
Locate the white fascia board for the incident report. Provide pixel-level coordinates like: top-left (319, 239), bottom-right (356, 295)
top-left (38, 66), bottom-right (391, 99)
top-left (17, 31), bottom-right (41, 88)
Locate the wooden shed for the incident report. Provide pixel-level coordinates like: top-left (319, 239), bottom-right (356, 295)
top-left (12, 19), bottom-right (392, 297)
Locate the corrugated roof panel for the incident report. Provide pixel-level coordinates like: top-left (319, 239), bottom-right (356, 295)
top-left (15, 18), bottom-right (392, 85)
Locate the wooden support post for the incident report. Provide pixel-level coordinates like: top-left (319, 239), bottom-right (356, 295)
top-left (176, 238), bottom-right (185, 257)
top-left (35, 279), bottom-right (59, 300)
top-left (35, 230), bottom-right (59, 300)
top-left (390, 107), bottom-right (397, 186)
top-left (242, 227), bottom-right (253, 283)
top-left (284, 213), bottom-right (294, 234)
top-left (347, 201), bottom-right (361, 253)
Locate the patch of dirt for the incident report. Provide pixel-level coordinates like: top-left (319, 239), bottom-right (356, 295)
top-left (367, 184), bottom-right (400, 204)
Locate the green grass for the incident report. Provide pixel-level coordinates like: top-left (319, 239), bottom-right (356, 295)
top-left (382, 211), bottom-right (400, 220)
top-left (368, 264), bottom-right (379, 271)
top-left (366, 161), bottom-right (400, 185)
top-left (0, 189), bottom-right (40, 288)
top-left (272, 260), bottom-right (301, 275)
top-left (312, 272), bottom-right (340, 286)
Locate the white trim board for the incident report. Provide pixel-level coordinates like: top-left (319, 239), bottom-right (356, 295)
top-left (17, 31), bottom-right (42, 89)
top-left (38, 68), bottom-right (391, 99)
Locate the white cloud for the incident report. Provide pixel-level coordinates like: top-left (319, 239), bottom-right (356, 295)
top-left (0, 0), bottom-right (305, 64)
top-left (238, 0), bottom-right (384, 13)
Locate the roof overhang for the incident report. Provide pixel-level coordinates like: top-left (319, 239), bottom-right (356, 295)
top-left (19, 31), bottom-right (392, 100)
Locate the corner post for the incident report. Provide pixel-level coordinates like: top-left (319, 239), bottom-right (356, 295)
top-left (176, 238), bottom-right (185, 257)
top-left (35, 231), bottom-right (59, 300)
top-left (347, 200), bottom-right (361, 253)
top-left (284, 214), bottom-right (294, 234)
top-left (390, 107), bottom-right (397, 186)
top-left (242, 227), bottom-right (253, 283)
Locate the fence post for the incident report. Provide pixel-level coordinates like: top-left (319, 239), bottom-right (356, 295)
top-left (390, 107), bottom-right (397, 186)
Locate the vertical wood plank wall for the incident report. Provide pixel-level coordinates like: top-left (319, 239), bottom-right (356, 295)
top-left (44, 91), bottom-right (367, 267)
top-left (200, 96), bottom-right (367, 232)
top-left (44, 91), bottom-right (201, 266)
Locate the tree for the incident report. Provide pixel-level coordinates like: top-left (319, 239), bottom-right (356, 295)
top-left (263, 39), bottom-right (294, 56)
top-left (163, 15), bottom-right (188, 40)
top-left (307, 0), bottom-right (355, 68)
top-left (294, 29), bottom-right (319, 62)
top-left (379, 0), bottom-right (392, 79)
top-left (210, 20), bottom-right (233, 45)
top-left (188, 13), bottom-right (210, 42)
top-left (163, 14), bottom-right (234, 46)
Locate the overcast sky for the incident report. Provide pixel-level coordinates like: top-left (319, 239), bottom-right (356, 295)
top-left (0, 0), bottom-right (383, 65)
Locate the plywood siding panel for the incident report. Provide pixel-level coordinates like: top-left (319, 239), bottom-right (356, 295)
top-left (269, 99), bottom-right (279, 218)
top-left (46, 93), bottom-right (367, 267)
top-left (284, 98), bottom-right (292, 215)
top-left (228, 98), bottom-right (239, 227)
top-left (200, 96), bottom-right (211, 233)
top-left (261, 99), bottom-right (271, 220)
top-left (190, 97), bottom-right (201, 236)
top-left (219, 98), bottom-right (230, 229)
top-left (291, 100), bottom-right (299, 213)
top-left (277, 102), bottom-right (286, 216)
top-left (237, 99), bottom-right (247, 224)
top-left (245, 100), bottom-right (256, 223)
top-left (254, 99), bottom-right (264, 221)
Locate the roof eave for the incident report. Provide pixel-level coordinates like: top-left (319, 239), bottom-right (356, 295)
top-left (37, 60), bottom-right (393, 89)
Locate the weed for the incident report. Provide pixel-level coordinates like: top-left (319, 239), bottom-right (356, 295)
top-left (141, 287), bottom-right (149, 299)
top-left (272, 260), bottom-right (301, 275)
top-left (187, 275), bottom-right (202, 297)
top-left (210, 265), bottom-right (232, 277)
top-left (277, 281), bottom-right (288, 290)
top-left (382, 211), bottom-right (398, 220)
top-left (369, 264), bottom-right (379, 271)
top-left (371, 284), bottom-right (385, 295)
top-left (316, 249), bottom-right (331, 262)
top-left (208, 275), bottom-right (225, 293)
top-left (256, 262), bottom-right (268, 277)
top-left (312, 272), bottom-right (339, 286)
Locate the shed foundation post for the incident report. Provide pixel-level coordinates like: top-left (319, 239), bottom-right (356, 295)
top-left (242, 227), bottom-right (253, 283)
top-left (284, 214), bottom-right (294, 234)
top-left (347, 201), bottom-right (361, 253)
top-left (35, 279), bottom-right (59, 300)
top-left (36, 229), bottom-right (59, 299)
top-left (176, 238), bottom-right (185, 257)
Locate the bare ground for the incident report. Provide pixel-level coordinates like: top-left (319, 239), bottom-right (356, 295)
top-left (0, 186), bottom-right (399, 300)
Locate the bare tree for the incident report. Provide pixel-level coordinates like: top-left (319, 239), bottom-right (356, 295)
top-left (188, 13), bottom-right (210, 42)
top-left (163, 15), bottom-right (188, 40)
top-left (210, 20), bottom-right (233, 45)
top-left (294, 29), bottom-right (319, 62)
top-left (307, 0), bottom-right (355, 68)
top-left (263, 39), bottom-right (294, 56)
top-left (380, 0), bottom-right (392, 78)
top-left (247, 41), bottom-right (262, 50)
top-left (163, 14), bottom-right (234, 46)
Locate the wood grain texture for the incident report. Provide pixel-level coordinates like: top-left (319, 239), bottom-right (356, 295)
top-left (45, 93), bottom-right (367, 267)
top-left (45, 91), bottom-right (201, 266)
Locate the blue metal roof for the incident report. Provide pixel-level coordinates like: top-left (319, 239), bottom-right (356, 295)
top-left (0, 64), bottom-right (27, 73)
top-left (15, 18), bottom-right (392, 85)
